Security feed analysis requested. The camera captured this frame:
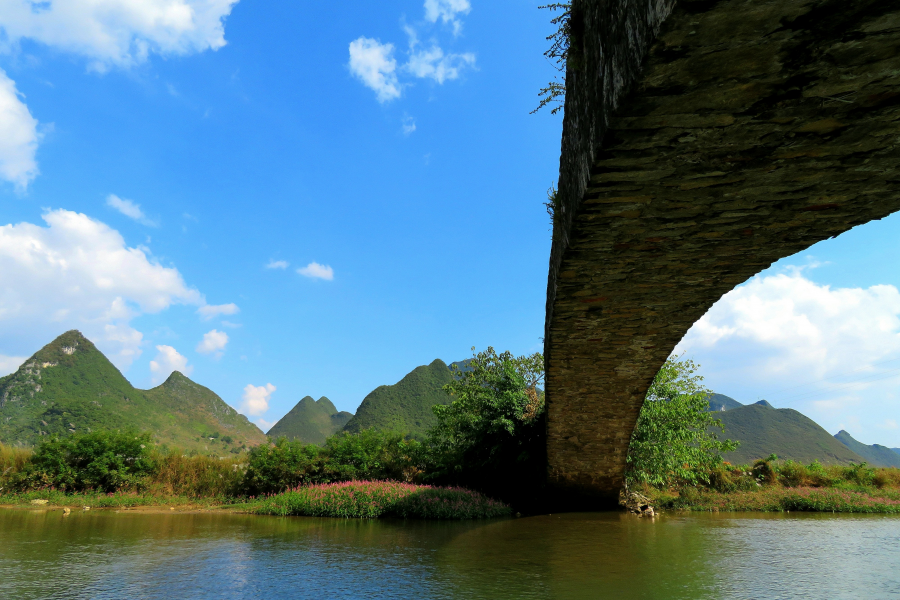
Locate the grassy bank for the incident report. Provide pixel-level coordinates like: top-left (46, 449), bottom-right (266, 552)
top-left (243, 481), bottom-right (511, 519)
top-left (643, 459), bottom-right (900, 514)
top-left (0, 435), bottom-right (510, 519)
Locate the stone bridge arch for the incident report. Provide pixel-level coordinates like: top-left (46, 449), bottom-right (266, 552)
top-left (545, 0), bottom-right (900, 508)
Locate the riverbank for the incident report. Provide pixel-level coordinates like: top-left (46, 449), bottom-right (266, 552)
top-left (0, 481), bottom-right (512, 519)
top-left (642, 460), bottom-right (900, 514)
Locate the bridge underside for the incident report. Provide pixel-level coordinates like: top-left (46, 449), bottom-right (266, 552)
top-left (545, 0), bottom-right (900, 508)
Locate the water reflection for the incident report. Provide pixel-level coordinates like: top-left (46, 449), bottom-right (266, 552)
top-left (1, 509), bottom-right (897, 599)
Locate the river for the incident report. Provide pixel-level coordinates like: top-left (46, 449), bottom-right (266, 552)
top-left (1, 509), bottom-right (898, 599)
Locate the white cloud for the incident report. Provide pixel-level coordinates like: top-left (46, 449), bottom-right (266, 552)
top-left (881, 419), bottom-right (898, 430)
top-left (402, 115), bottom-right (416, 135)
top-left (0, 68), bottom-right (40, 189)
top-left (423, 0), bottom-right (471, 35)
top-left (149, 344), bottom-right (192, 384)
top-left (0, 354), bottom-right (26, 376)
top-left (240, 382), bottom-right (275, 417)
top-left (106, 194), bottom-right (157, 226)
top-left (197, 302), bottom-right (239, 320)
top-left (677, 269), bottom-right (900, 444)
top-left (265, 259), bottom-right (289, 269)
top-left (0, 209), bottom-right (204, 368)
top-left (406, 46), bottom-right (475, 84)
top-left (196, 329), bottom-right (228, 356)
top-left (297, 262), bottom-right (334, 281)
top-left (0, 0), bottom-right (238, 70)
top-left (256, 417), bottom-right (274, 431)
top-left (348, 37), bottom-right (401, 103)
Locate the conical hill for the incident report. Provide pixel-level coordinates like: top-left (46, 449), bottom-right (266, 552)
top-left (266, 396), bottom-right (352, 445)
top-left (0, 331), bottom-right (266, 452)
top-left (342, 359), bottom-right (454, 437)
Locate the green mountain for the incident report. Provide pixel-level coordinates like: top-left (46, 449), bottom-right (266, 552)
top-left (834, 430), bottom-right (900, 468)
top-left (266, 396), bottom-right (353, 445)
top-left (342, 358), bottom-right (454, 437)
top-left (707, 393), bottom-right (742, 412)
top-left (713, 402), bottom-right (866, 466)
top-left (0, 331), bottom-right (266, 452)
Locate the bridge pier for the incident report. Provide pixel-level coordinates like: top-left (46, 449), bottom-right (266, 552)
top-left (545, 0), bottom-right (900, 507)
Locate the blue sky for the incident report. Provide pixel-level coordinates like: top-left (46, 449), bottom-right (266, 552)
top-left (0, 0), bottom-right (897, 446)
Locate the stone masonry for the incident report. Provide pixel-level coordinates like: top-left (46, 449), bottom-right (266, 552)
top-left (545, 0), bottom-right (900, 507)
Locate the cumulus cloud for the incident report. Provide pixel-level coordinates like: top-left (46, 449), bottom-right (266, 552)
top-left (0, 68), bottom-right (40, 189)
top-left (676, 268), bottom-right (900, 444)
top-left (406, 46), bottom-right (475, 84)
top-left (265, 259), bottom-right (289, 270)
top-left (0, 0), bottom-right (239, 70)
top-left (297, 262), bottom-right (334, 281)
top-left (348, 37), bottom-right (401, 103)
top-left (197, 303), bottom-right (239, 320)
top-left (106, 194), bottom-right (157, 226)
top-left (196, 329), bottom-right (228, 356)
top-left (149, 344), bottom-right (192, 383)
top-left (0, 355), bottom-right (26, 377)
top-left (255, 417), bottom-right (275, 431)
top-left (0, 209), bottom-right (204, 368)
top-left (424, 0), bottom-right (471, 35)
top-left (240, 383), bottom-right (275, 417)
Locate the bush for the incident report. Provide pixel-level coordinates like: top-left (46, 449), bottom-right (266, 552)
top-left (148, 452), bottom-right (244, 498)
top-left (242, 437), bottom-right (324, 496)
top-left (11, 431), bottom-right (155, 492)
top-left (752, 454), bottom-right (779, 485)
top-left (247, 480), bottom-right (511, 519)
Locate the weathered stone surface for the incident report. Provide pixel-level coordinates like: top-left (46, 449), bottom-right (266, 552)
top-left (546, 0), bottom-right (900, 508)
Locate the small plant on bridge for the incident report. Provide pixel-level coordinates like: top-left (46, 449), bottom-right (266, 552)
top-left (626, 356), bottom-right (739, 488)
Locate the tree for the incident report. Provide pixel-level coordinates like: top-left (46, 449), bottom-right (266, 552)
top-left (428, 347), bottom-right (545, 488)
top-left (626, 356), bottom-right (739, 487)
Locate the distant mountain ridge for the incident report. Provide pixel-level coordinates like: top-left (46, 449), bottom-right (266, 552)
top-left (0, 331), bottom-right (266, 452)
top-left (834, 430), bottom-right (900, 468)
top-left (266, 396), bottom-right (352, 444)
top-left (712, 402), bottom-right (866, 465)
top-left (707, 393), bottom-right (742, 412)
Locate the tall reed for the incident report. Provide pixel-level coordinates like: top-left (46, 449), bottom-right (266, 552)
top-left (146, 451), bottom-right (246, 498)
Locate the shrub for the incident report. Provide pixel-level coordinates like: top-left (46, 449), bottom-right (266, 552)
top-left (752, 454), bottom-right (779, 485)
top-left (0, 443), bottom-right (31, 488)
top-left (323, 430), bottom-right (426, 483)
top-left (242, 437), bottom-right (324, 496)
top-left (841, 462), bottom-right (876, 487)
top-left (11, 431), bottom-right (155, 492)
top-left (248, 480), bottom-right (511, 519)
top-left (148, 452), bottom-right (244, 498)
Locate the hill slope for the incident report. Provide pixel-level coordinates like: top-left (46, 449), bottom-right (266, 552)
top-left (834, 430), bottom-right (900, 468)
top-left (0, 331), bottom-right (265, 452)
top-left (713, 403), bottom-right (866, 465)
top-left (343, 359), bottom-right (454, 436)
top-left (267, 396), bottom-right (353, 445)
top-left (707, 393), bottom-right (742, 412)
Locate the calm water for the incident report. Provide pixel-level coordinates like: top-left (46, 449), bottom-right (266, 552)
top-left (1, 508), bottom-right (898, 599)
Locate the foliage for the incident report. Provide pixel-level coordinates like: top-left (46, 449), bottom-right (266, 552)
top-left (242, 430), bottom-right (427, 496)
top-left (246, 480), bottom-right (511, 519)
top-left (532, 3), bottom-right (572, 115)
top-left (429, 347), bottom-right (545, 488)
top-left (10, 431), bottom-right (156, 492)
top-left (148, 451), bottom-right (245, 498)
top-left (626, 356), bottom-right (739, 487)
top-left (242, 437), bottom-right (324, 496)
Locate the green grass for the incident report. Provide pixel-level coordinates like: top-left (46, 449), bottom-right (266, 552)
top-left (243, 480), bottom-right (512, 519)
top-left (0, 489), bottom-right (232, 509)
top-left (645, 460), bottom-right (900, 513)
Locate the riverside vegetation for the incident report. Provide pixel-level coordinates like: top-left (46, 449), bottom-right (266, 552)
top-left (3, 348), bottom-right (899, 516)
top-left (626, 356), bottom-right (900, 513)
